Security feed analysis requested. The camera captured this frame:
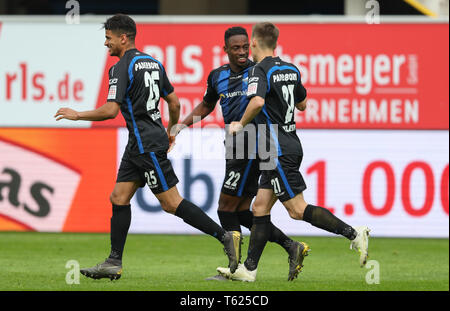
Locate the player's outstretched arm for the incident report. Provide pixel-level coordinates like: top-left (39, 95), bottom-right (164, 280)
top-left (54, 101), bottom-right (120, 121)
top-left (295, 97), bottom-right (307, 111)
top-left (181, 100), bottom-right (216, 129)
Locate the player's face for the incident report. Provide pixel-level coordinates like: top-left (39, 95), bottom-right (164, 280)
top-left (224, 34), bottom-right (249, 69)
top-left (104, 30), bottom-right (123, 57)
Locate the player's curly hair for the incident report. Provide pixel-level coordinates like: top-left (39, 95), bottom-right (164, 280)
top-left (103, 14), bottom-right (136, 41)
top-left (224, 26), bottom-right (248, 46)
top-left (252, 22), bottom-right (279, 50)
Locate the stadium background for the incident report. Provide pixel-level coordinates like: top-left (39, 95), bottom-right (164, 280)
top-left (0, 1), bottom-right (448, 239)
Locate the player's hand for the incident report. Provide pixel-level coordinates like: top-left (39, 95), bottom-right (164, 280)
top-left (167, 134), bottom-right (176, 153)
top-left (54, 108), bottom-right (79, 121)
top-left (228, 121), bottom-right (243, 135)
top-left (167, 124), bottom-right (187, 153)
top-left (170, 123), bottom-right (187, 137)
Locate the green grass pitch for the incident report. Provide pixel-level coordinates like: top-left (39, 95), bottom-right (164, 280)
top-left (0, 232), bottom-right (448, 291)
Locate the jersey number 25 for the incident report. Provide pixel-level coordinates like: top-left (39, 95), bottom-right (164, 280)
top-left (144, 71), bottom-right (160, 111)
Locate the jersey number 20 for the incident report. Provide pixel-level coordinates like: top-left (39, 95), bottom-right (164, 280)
top-left (144, 71), bottom-right (160, 111)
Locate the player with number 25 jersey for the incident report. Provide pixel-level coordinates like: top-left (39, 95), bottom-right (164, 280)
top-left (108, 48), bottom-right (174, 156)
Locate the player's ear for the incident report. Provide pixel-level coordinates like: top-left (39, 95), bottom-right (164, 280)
top-left (120, 33), bottom-right (127, 44)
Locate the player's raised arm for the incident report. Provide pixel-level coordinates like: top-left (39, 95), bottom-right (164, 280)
top-left (230, 96), bottom-right (265, 134)
top-left (54, 101), bottom-right (120, 121)
top-left (229, 63), bottom-right (268, 135)
top-left (181, 100), bottom-right (216, 128)
top-left (178, 69), bottom-right (219, 133)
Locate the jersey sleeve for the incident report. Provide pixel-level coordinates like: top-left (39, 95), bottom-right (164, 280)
top-left (247, 65), bottom-right (268, 99)
top-left (107, 63), bottom-right (129, 104)
top-left (160, 65), bottom-right (174, 97)
top-left (295, 78), bottom-right (307, 103)
top-left (202, 70), bottom-right (219, 104)
top-left (106, 62), bottom-right (128, 105)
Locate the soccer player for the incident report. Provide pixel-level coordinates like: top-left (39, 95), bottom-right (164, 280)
top-left (175, 26), bottom-right (308, 281)
top-left (54, 14), bottom-right (241, 280)
top-left (217, 22), bottom-right (370, 282)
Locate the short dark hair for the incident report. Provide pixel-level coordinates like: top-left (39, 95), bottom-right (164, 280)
top-left (103, 14), bottom-right (136, 41)
top-left (224, 26), bottom-right (248, 45)
top-left (252, 22), bottom-right (279, 50)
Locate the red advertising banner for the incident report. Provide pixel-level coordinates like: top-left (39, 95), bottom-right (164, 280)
top-left (0, 129), bottom-right (117, 232)
top-left (93, 23), bottom-right (449, 130)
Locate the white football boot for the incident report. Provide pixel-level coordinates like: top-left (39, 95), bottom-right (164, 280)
top-left (350, 226), bottom-right (371, 267)
top-left (230, 263), bottom-right (257, 282)
top-left (216, 266), bottom-right (232, 279)
top-left (217, 263), bottom-right (257, 282)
